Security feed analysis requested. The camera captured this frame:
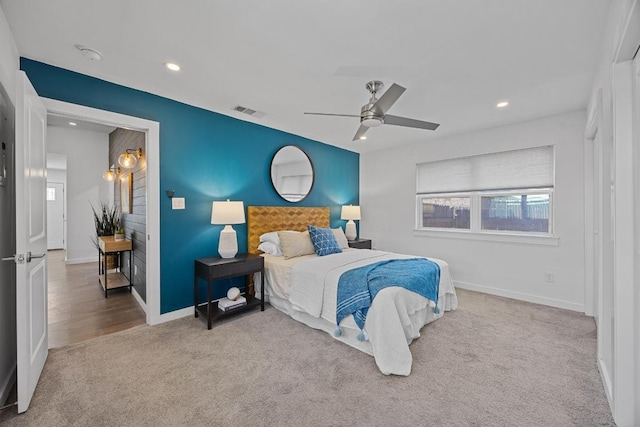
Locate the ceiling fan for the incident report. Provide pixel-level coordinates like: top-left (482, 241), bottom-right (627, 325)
top-left (304, 80), bottom-right (440, 141)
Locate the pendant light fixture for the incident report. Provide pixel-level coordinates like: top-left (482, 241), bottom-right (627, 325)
top-left (118, 148), bottom-right (142, 169)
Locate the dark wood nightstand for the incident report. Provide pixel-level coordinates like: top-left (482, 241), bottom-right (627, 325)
top-left (348, 238), bottom-right (372, 249)
top-left (194, 254), bottom-right (264, 329)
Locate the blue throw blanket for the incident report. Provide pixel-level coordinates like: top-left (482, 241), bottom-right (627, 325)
top-left (335, 258), bottom-right (441, 340)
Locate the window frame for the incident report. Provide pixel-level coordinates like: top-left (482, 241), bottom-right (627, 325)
top-left (415, 192), bottom-right (473, 232)
top-left (415, 188), bottom-right (556, 244)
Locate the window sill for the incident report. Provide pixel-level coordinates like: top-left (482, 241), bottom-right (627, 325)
top-left (413, 228), bottom-right (559, 246)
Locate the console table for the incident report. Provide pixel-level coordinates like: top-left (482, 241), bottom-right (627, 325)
top-left (98, 236), bottom-right (133, 298)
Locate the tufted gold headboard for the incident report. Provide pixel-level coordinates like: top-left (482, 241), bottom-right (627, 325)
top-left (247, 206), bottom-right (330, 255)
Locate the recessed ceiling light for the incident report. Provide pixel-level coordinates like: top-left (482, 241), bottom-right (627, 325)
top-left (74, 44), bottom-right (102, 61)
top-left (359, 136), bottom-right (367, 140)
top-left (164, 62), bottom-right (181, 71)
top-left (68, 122), bottom-right (77, 126)
top-left (496, 101), bottom-right (509, 108)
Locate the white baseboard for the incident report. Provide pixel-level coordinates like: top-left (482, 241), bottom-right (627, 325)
top-left (0, 363), bottom-right (16, 406)
top-left (156, 306), bottom-right (193, 324)
top-left (454, 280), bottom-right (585, 313)
top-left (131, 287), bottom-right (147, 314)
top-left (65, 256), bottom-right (97, 265)
top-left (598, 357), bottom-right (614, 412)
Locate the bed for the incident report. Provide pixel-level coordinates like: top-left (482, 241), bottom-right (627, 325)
top-left (247, 206), bottom-right (458, 376)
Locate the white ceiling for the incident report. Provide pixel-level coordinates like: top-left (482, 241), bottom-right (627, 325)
top-left (1, 1), bottom-right (611, 153)
top-left (47, 114), bottom-right (116, 134)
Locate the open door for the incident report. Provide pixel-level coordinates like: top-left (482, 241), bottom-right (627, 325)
top-left (14, 71), bottom-right (48, 413)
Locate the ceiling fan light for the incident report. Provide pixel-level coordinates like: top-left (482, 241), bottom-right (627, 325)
top-left (361, 117), bottom-right (383, 128)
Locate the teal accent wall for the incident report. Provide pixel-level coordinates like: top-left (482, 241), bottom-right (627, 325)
top-left (21, 58), bottom-right (359, 314)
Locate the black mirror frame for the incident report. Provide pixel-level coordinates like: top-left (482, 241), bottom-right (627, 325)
top-left (270, 145), bottom-right (315, 203)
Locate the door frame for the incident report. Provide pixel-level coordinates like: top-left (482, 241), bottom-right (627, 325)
top-left (42, 99), bottom-right (162, 326)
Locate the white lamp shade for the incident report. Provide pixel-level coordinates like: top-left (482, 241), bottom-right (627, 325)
top-left (341, 205), bottom-right (361, 220)
top-left (211, 200), bottom-right (245, 225)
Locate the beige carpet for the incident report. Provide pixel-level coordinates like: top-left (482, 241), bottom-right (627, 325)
top-left (0, 289), bottom-right (615, 426)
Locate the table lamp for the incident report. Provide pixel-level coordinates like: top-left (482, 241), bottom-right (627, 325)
top-left (341, 205), bottom-right (361, 241)
top-left (211, 200), bottom-right (245, 258)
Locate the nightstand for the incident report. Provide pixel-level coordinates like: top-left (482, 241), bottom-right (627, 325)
top-left (348, 238), bottom-right (372, 249)
top-left (194, 254), bottom-right (264, 330)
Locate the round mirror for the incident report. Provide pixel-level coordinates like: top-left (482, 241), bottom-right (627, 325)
top-left (270, 145), bottom-right (314, 202)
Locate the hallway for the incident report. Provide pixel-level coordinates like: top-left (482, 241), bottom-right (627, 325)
top-left (47, 250), bottom-right (145, 348)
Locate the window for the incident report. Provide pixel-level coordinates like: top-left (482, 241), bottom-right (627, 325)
top-left (421, 196), bottom-right (470, 229)
top-left (481, 192), bottom-right (550, 232)
top-left (46, 187), bottom-right (56, 201)
top-left (416, 146), bottom-right (554, 235)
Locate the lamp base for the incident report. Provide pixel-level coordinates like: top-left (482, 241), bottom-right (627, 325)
top-left (218, 225), bottom-right (238, 258)
top-left (345, 220), bottom-right (357, 241)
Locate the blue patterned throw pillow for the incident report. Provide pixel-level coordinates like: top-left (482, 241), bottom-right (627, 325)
top-left (308, 225), bottom-right (343, 256)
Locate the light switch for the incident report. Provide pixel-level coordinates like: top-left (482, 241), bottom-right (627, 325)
top-left (172, 197), bottom-right (185, 210)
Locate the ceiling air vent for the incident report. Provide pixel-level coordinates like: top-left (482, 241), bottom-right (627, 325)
top-left (232, 105), bottom-right (265, 119)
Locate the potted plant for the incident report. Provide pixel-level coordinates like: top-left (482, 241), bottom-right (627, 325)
top-left (114, 227), bottom-right (125, 241)
top-left (91, 202), bottom-right (121, 269)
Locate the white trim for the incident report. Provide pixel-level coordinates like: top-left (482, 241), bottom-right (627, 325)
top-left (42, 98), bottom-right (162, 326)
top-left (131, 287), bottom-right (147, 313)
top-left (583, 89), bottom-right (602, 317)
top-left (612, 59), bottom-right (636, 427)
top-left (598, 358), bottom-right (614, 415)
top-left (157, 306), bottom-right (193, 324)
top-left (413, 228), bottom-right (559, 246)
top-left (454, 280), bottom-right (584, 312)
top-left (64, 256), bottom-right (98, 265)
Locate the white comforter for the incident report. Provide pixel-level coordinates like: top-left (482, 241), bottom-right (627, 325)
top-left (286, 249), bottom-right (457, 375)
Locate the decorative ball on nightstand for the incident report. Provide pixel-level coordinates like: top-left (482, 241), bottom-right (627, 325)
top-left (227, 287), bottom-right (241, 301)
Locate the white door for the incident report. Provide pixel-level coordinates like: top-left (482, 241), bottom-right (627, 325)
top-left (15, 71), bottom-right (48, 413)
top-left (46, 182), bottom-right (64, 249)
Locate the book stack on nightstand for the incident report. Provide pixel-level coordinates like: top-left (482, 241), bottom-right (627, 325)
top-left (218, 296), bottom-right (247, 312)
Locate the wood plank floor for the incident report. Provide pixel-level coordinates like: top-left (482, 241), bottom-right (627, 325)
top-left (48, 249), bottom-right (145, 349)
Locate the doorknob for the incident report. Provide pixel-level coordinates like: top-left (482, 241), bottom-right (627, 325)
top-left (26, 252), bottom-right (46, 263)
top-left (1, 254), bottom-right (25, 264)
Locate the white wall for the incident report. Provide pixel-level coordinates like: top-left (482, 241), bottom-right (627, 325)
top-left (47, 126), bottom-right (111, 263)
top-left (361, 110), bottom-right (586, 311)
top-left (0, 5), bottom-right (18, 105)
top-left (0, 4), bottom-right (18, 406)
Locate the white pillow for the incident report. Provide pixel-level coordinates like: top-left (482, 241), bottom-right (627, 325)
top-left (259, 231), bottom-right (280, 245)
top-left (277, 230), bottom-right (315, 259)
top-left (258, 241), bottom-right (283, 256)
top-left (332, 227), bottom-right (349, 249)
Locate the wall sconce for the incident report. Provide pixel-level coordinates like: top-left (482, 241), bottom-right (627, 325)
top-left (102, 165), bottom-right (120, 181)
top-left (211, 200), bottom-right (245, 258)
top-left (118, 148), bottom-right (142, 169)
top-left (341, 205), bottom-right (361, 241)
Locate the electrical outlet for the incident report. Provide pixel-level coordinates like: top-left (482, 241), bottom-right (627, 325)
top-left (544, 272), bottom-right (555, 283)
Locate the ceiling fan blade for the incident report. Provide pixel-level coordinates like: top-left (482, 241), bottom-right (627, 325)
top-left (352, 125), bottom-right (369, 141)
top-left (372, 83), bottom-right (406, 114)
top-left (304, 112), bottom-right (361, 118)
top-left (384, 114), bottom-right (440, 131)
